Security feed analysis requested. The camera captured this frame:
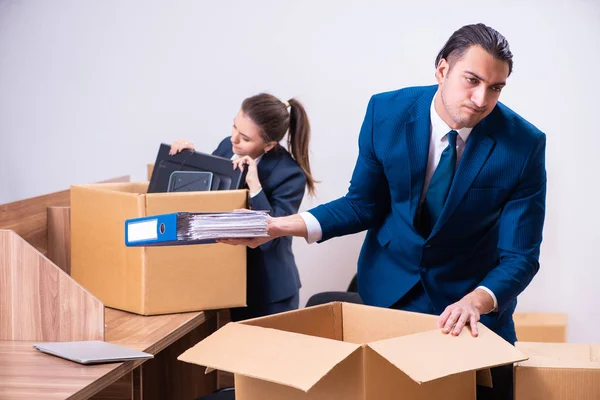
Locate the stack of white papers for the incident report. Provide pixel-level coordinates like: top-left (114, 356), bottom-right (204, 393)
top-left (177, 210), bottom-right (269, 241)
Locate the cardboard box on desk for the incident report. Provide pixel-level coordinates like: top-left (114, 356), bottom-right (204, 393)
top-left (179, 302), bottom-right (527, 400)
top-left (514, 342), bottom-right (600, 399)
top-left (70, 182), bottom-right (247, 315)
top-left (514, 313), bottom-right (568, 343)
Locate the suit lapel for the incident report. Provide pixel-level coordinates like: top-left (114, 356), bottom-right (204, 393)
top-left (406, 87), bottom-right (437, 217)
top-left (406, 118), bottom-right (431, 215)
top-left (256, 145), bottom-right (282, 184)
top-left (430, 120), bottom-right (496, 237)
top-left (215, 142), bottom-right (234, 159)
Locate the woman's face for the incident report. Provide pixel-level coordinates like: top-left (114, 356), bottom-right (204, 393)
top-left (230, 110), bottom-right (274, 159)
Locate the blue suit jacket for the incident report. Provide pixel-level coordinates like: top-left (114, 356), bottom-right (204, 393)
top-left (310, 85), bottom-right (546, 343)
top-left (213, 138), bottom-right (304, 306)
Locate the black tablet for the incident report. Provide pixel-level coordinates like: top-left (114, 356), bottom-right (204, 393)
top-left (167, 171), bottom-right (214, 193)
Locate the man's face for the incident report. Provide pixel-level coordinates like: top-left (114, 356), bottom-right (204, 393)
top-left (435, 45), bottom-right (510, 129)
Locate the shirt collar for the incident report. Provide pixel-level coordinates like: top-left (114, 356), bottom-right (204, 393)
top-left (430, 94), bottom-right (473, 144)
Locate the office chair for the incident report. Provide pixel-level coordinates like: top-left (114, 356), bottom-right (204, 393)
top-left (195, 275), bottom-right (362, 400)
top-left (305, 290), bottom-right (362, 307)
top-left (305, 274), bottom-right (362, 306)
top-left (195, 386), bottom-right (234, 400)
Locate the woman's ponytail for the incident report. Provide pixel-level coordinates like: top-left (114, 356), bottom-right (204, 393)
top-left (287, 98), bottom-right (316, 195)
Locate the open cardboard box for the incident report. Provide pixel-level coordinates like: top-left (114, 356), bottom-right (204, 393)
top-left (179, 302), bottom-right (527, 399)
top-left (71, 182), bottom-right (248, 315)
top-left (514, 342), bottom-right (600, 399)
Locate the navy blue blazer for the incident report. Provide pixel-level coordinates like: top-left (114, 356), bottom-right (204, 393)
top-left (310, 85), bottom-right (547, 343)
top-left (213, 138), bottom-right (304, 305)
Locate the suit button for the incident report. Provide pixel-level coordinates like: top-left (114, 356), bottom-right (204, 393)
top-left (424, 244), bottom-right (432, 248)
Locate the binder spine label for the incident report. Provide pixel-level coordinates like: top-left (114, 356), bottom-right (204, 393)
top-left (127, 219), bottom-right (158, 242)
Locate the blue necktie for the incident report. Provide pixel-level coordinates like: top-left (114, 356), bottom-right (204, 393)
top-left (421, 130), bottom-right (458, 235)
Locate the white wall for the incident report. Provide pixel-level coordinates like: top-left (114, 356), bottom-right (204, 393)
top-left (1, 0), bottom-right (598, 342)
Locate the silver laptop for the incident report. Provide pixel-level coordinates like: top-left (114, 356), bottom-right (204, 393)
top-left (33, 340), bottom-right (153, 365)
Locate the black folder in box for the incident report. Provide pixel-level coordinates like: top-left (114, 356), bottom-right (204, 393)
top-left (148, 143), bottom-right (247, 193)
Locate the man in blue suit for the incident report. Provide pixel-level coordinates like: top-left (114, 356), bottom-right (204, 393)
top-left (222, 23), bottom-right (546, 399)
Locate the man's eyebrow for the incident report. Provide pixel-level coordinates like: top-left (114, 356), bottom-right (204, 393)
top-left (465, 70), bottom-right (506, 86)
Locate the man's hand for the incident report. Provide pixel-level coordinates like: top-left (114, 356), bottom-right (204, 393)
top-left (216, 214), bottom-right (308, 248)
top-left (436, 288), bottom-right (494, 337)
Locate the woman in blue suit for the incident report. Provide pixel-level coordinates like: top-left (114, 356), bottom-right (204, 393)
top-left (170, 93), bottom-right (316, 321)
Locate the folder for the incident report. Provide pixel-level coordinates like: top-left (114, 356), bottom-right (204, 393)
top-left (125, 211), bottom-right (268, 247)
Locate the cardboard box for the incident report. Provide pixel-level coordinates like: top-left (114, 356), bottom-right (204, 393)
top-left (71, 182), bottom-right (247, 315)
top-left (515, 342), bottom-right (600, 399)
top-left (179, 302), bottom-right (527, 399)
top-left (514, 313), bottom-right (568, 343)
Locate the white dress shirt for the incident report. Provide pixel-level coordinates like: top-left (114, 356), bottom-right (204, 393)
top-left (300, 95), bottom-right (498, 312)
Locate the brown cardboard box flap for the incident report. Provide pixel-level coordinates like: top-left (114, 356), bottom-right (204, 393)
top-left (476, 369), bottom-right (493, 388)
top-left (368, 323), bottom-right (527, 383)
top-left (74, 182), bottom-right (149, 194)
top-left (145, 189), bottom-right (249, 214)
top-left (516, 342), bottom-right (600, 369)
top-left (177, 322), bottom-right (361, 392)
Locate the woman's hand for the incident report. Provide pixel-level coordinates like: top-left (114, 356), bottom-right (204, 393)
top-left (169, 139), bottom-right (195, 155)
top-left (232, 155), bottom-right (262, 195)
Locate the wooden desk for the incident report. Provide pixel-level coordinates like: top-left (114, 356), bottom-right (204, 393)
top-left (0, 181), bottom-right (219, 399)
top-left (0, 308), bottom-right (217, 400)
top-left (0, 341), bottom-right (140, 400)
top-left (105, 308), bottom-right (212, 354)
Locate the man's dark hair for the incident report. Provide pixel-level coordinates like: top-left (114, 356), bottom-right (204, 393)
top-left (435, 23), bottom-right (513, 76)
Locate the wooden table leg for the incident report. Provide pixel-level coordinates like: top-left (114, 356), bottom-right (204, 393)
top-left (90, 371), bottom-right (134, 400)
top-left (140, 314), bottom-right (218, 400)
top-left (216, 309), bottom-right (234, 390)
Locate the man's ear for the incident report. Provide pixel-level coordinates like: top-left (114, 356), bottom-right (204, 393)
top-left (435, 58), bottom-right (450, 84)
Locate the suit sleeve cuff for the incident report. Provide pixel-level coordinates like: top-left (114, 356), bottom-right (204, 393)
top-left (300, 212), bottom-right (322, 243)
top-left (249, 188), bottom-right (262, 198)
top-left (476, 286), bottom-right (498, 314)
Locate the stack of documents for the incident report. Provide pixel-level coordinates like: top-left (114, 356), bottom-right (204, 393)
top-left (125, 211), bottom-right (269, 246)
top-left (178, 211), bottom-right (268, 240)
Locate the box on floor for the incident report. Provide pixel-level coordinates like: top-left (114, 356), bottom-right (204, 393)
top-left (513, 312), bottom-right (568, 343)
top-left (179, 302), bottom-right (527, 400)
top-left (514, 342), bottom-right (600, 400)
